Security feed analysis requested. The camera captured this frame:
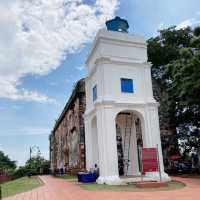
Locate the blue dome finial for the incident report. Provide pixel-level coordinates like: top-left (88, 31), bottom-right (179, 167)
top-left (106, 16), bottom-right (129, 33)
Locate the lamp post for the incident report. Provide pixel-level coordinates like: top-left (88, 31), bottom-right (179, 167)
top-left (30, 146), bottom-right (40, 160)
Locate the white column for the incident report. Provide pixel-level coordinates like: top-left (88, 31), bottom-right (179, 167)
top-left (96, 105), bottom-right (121, 185)
top-left (130, 119), bottom-right (140, 176)
top-left (84, 117), bottom-right (93, 171)
top-left (143, 104), bottom-right (170, 182)
top-left (91, 117), bottom-right (99, 166)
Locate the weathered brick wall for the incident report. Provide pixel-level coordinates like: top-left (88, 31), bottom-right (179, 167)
top-left (50, 79), bottom-right (86, 174)
top-left (78, 93), bottom-right (86, 170)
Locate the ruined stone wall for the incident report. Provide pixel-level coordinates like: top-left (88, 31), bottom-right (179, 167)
top-left (50, 77), bottom-right (177, 173)
top-left (79, 93), bottom-right (86, 170)
top-left (50, 80), bottom-right (86, 174)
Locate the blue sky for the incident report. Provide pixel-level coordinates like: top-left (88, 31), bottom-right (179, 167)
top-left (0, 0), bottom-right (200, 166)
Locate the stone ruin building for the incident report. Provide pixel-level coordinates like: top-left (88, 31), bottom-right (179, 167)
top-left (49, 17), bottom-right (174, 182)
top-left (49, 79), bottom-right (86, 175)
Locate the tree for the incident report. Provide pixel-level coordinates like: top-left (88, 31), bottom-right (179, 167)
top-left (0, 151), bottom-right (16, 175)
top-left (25, 156), bottom-right (50, 175)
top-left (165, 27), bottom-right (200, 153)
top-left (147, 26), bottom-right (200, 166)
top-left (10, 148), bottom-right (50, 179)
top-left (24, 146), bottom-right (49, 175)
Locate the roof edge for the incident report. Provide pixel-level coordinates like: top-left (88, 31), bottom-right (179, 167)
top-left (51, 78), bottom-right (85, 134)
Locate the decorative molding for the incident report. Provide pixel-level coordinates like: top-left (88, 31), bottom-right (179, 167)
top-left (84, 99), bottom-right (159, 118)
top-left (87, 56), bottom-right (151, 77)
top-left (95, 57), bottom-right (112, 65)
top-left (86, 29), bottom-right (147, 66)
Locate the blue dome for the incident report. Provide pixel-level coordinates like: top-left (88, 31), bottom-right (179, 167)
top-left (106, 16), bottom-right (129, 33)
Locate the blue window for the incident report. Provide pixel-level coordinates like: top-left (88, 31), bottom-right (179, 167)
top-left (121, 78), bottom-right (134, 93)
top-left (93, 85), bottom-right (97, 101)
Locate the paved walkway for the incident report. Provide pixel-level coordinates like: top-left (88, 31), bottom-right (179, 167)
top-left (3, 176), bottom-right (200, 200)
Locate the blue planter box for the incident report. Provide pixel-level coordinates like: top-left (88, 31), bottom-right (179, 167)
top-left (77, 172), bottom-right (98, 183)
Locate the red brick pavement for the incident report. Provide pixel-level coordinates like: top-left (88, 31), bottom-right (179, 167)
top-left (3, 176), bottom-right (200, 200)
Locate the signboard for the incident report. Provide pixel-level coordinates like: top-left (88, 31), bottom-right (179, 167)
top-left (141, 148), bottom-right (159, 173)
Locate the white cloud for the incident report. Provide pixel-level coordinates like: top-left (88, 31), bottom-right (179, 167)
top-left (21, 127), bottom-right (51, 135)
top-left (158, 22), bottom-right (165, 30)
top-left (176, 18), bottom-right (200, 30)
top-left (0, 127), bottom-right (51, 136)
top-left (0, 0), bottom-right (119, 102)
top-left (76, 66), bottom-right (85, 71)
top-left (0, 79), bottom-right (55, 103)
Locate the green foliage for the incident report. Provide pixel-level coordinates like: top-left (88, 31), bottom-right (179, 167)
top-left (0, 148), bottom-right (49, 179)
top-left (25, 156), bottom-right (50, 175)
top-left (0, 151), bottom-right (16, 174)
top-left (194, 27), bottom-right (200, 37)
top-left (10, 156), bottom-right (50, 179)
top-left (10, 167), bottom-right (30, 179)
top-left (147, 26), bottom-right (200, 153)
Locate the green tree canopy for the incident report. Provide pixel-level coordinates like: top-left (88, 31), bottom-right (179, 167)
top-left (0, 151), bottom-right (16, 174)
top-left (148, 26), bottom-right (200, 153)
top-left (25, 156), bottom-right (49, 175)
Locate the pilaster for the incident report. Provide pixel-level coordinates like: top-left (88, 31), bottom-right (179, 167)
top-left (96, 105), bottom-right (121, 185)
top-left (84, 118), bottom-right (93, 170)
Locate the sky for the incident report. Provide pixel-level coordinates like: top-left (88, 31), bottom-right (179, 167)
top-left (0, 0), bottom-right (200, 166)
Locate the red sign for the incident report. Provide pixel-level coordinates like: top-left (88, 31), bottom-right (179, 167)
top-left (141, 148), bottom-right (158, 173)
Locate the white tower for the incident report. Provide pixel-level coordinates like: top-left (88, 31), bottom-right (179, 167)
top-left (84, 17), bottom-right (170, 185)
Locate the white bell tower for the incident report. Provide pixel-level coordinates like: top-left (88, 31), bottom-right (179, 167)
top-left (84, 17), bottom-right (170, 185)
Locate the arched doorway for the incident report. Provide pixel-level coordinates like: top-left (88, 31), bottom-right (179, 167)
top-left (91, 116), bottom-right (99, 168)
top-left (115, 111), bottom-right (143, 176)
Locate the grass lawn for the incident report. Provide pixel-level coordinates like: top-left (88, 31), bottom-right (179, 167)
top-left (55, 174), bottom-right (77, 182)
top-left (79, 180), bottom-right (185, 192)
top-left (1, 176), bottom-right (42, 198)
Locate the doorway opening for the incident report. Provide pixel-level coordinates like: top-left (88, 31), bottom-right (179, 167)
top-left (115, 111), bottom-right (143, 176)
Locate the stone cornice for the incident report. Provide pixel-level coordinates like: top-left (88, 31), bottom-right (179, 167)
top-left (87, 56), bottom-right (151, 77)
top-left (95, 56), bottom-right (151, 68)
top-left (85, 29), bottom-right (147, 66)
top-left (84, 99), bottom-right (159, 118)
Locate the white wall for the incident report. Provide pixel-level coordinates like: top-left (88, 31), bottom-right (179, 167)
top-left (84, 28), bottom-right (170, 184)
top-left (86, 29), bottom-right (147, 70)
top-left (85, 29), bottom-right (155, 114)
top-left (102, 63), bottom-right (153, 103)
top-left (91, 117), bottom-right (99, 167)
